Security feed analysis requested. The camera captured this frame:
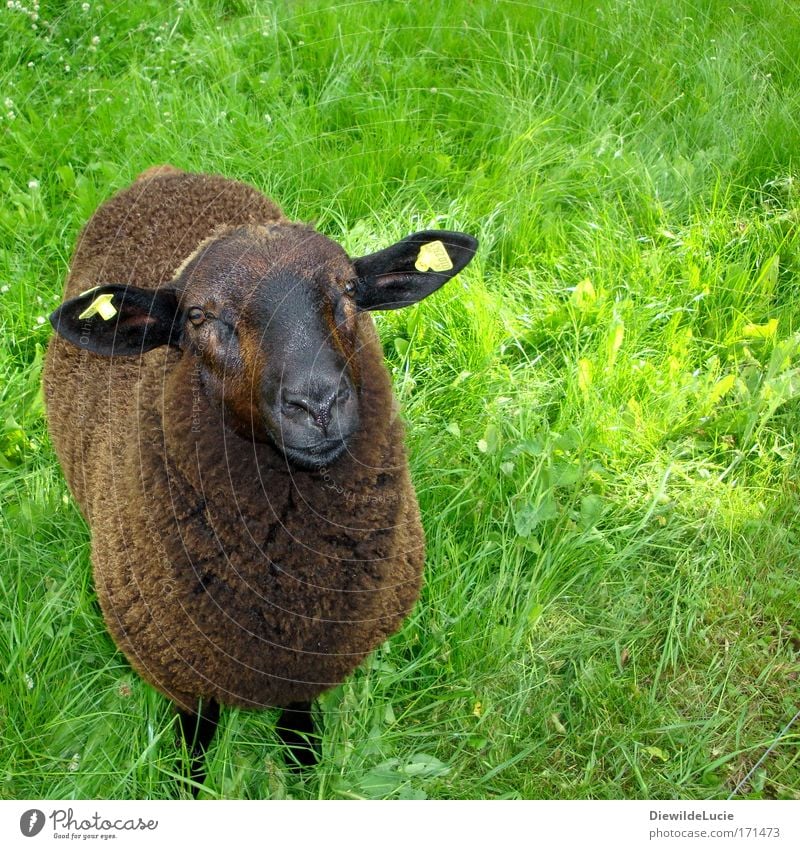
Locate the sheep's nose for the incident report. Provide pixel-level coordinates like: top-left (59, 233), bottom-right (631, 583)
top-left (280, 383), bottom-right (354, 437)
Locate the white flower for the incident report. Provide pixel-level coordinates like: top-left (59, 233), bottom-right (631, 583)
top-left (1, 285), bottom-right (10, 294)
top-left (35, 316), bottom-right (46, 325)
top-left (81, 2), bottom-right (90, 10)
top-left (28, 179), bottom-right (39, 189)
top-left (25, 673), bottom-right (34, 689)
top-left (3, 97), bottom-right (12, 109)
top-left (91, 35), bottom-right (100, 45)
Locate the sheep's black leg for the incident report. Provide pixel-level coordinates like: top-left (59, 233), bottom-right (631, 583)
top-left (175, 698), bottom-right (219, 796)
top-left (276, 701), bottom-right (319, 770)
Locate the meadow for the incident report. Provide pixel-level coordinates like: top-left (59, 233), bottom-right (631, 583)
top-left (0, 0), bottom-right (798, 799)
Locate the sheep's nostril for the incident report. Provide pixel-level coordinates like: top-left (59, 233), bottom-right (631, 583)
top-left (278, 381), bottom-right (357, 443)
top-left (282, 396), bottom-right (314, 417)
top-left (281, 390), bottom-right (335, 433)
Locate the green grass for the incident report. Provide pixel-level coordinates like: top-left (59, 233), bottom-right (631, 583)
top-left (1, 0), bottom-right (799, 800)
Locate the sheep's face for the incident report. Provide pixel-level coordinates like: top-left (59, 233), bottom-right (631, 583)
top-left (50, 224), bottom-right (478, 470)
top-left (175, 225), bottom-right (363, 469)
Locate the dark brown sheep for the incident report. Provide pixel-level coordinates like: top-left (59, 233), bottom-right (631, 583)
top-left (43, 166), bottom-right (477, 782)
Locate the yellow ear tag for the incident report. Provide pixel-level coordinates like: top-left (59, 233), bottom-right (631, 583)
top-left (78, 293), bottom-right (117, 321)
top-left (414, 240), bottom-right (453, 273)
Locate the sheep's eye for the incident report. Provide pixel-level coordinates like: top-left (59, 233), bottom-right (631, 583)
top-left (187, 306), bottom-right (206, 326)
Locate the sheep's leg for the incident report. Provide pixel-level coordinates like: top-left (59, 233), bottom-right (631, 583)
top-left (175, 698), bottom-right (219, 795)
top-left (276, 701), bottom-right (319, 770)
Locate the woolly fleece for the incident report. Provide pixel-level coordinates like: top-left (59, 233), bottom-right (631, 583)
top-left (43, 168), bottom-right (425, 711)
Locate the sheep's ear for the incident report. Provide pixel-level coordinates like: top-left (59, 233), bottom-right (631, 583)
top-left (350, 230), bottom-right (478, 311)
top-left (49, 284), bottom-right (182, 356)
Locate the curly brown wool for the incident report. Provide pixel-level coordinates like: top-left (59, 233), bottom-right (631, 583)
top-left (43, 166), bottom-right (479, 776)
top-left (43, 168), bottom-right (427, 712)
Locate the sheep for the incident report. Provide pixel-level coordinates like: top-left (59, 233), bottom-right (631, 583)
top-left (43, 165), bottom-right (478, 787)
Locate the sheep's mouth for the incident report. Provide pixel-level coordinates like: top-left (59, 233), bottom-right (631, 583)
top-left (281, 439), bottom-right (349, 471)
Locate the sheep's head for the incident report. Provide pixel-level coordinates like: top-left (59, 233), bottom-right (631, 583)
top-left (50, 224), bottom-right (477, 469)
